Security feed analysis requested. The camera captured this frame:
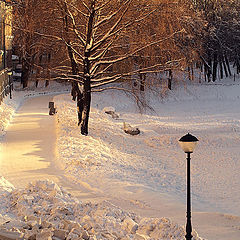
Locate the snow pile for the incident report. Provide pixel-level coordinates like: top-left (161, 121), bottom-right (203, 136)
top-left (0, 177), bottom-right (15, 225)
top-left (0, 180), bottom-right (203, 239)
top-left (0, 176), bottom-right (15, 193)
top-left (0, 97), bottom-right (19, 134)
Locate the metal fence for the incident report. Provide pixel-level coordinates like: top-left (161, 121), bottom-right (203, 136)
top-left (0, 68), bottom-right (12, 104)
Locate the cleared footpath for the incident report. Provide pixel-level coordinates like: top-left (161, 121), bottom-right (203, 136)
top-left (0, 95), bottom-right (83, 193)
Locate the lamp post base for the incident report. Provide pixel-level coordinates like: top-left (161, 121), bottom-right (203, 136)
top-left (185, 152), bottom-right (192, 240)
top-left (185, 218), bottom-right (193, 240)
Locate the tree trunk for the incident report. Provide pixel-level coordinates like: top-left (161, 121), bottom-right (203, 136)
top-left (204, 64), bottom-right (207, 82)
top-left (237, 57), bottom-right (240, 74)
top-left (80, 79), bottom-right (91, 135)
top-left (62, 3), bottom-right (85, 131)
top-left (168, 69), bottom-right (172, 90)
top-left (45, 80), bottom-right (49, 87)
top-left (237, 59), bottom-right (240, 74)
top-left (225, 55), bottom-right (232, 76)
top-left (234, 57), bottom-right (240, 74)
top-left (212, 53), bottom-right (218, 82)
top-left (77, 92), bottom-right (83, 125)
top-left (219, 58), bottom-right (223, 79)
top-left (207, 55), bottom-right (212, 82)
top-left (79, 3), bottom-right (95, 135)
top-left (36, 55), bottom-right (42, 87)
top-left (21, 59), bottom-right (30, 88)
top-left (140, 73), bottom-right (145, 91)
top-left (188, 66), bottom-right (191, 81)
top-left (80, 49), bottom-right (92, 135)
top-left (191, 64), bottom-right (194, 81)
top-left (222, 55), bottom-right (228, 77)
top-left (45, 53), bottom-right (51, 87)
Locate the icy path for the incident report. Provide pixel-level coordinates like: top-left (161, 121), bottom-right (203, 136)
top-left (1, 96), bottom-right (58, 186)
top-left (0, 95), bottom-right (88, 195)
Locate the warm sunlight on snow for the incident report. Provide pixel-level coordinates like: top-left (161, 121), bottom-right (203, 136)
top-left (0, 80), bottom-right (240, 239)
top-left (0, 95), bottom-right (61, 188)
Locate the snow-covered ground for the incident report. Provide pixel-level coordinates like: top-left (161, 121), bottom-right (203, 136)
top-left (55, 78), bottom-right (240, 216)
top-left (0, 178), bottom-right (203, 239)
top-left (54, 78), bottom-right (240, 239)
top-left (1, 78), bottom-right (240, 239)
top-left (0, 80), bottom-right (70, 135)
top-left (0, 80), bottom-right (203, 239)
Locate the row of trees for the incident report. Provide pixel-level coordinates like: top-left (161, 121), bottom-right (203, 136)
top-left (193, 0), bottom-right (240, 81)
top-left (12, 0), bottom-right (240, 135)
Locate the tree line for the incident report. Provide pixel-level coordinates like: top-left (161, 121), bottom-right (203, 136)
top-left (12, 0), bottom-right (240, 135)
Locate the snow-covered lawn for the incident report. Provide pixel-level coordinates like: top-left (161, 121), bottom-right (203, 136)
top-left (54, 79), bottom-right (240, 239)
top-left (55, 80), bottom-right (240, 217)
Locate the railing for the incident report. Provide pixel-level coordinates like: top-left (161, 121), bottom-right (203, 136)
top-left (0, 69), bottom-right (13, 105)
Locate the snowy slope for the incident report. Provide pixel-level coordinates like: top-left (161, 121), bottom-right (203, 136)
top-left (55, 78), bottom-right (240, 217)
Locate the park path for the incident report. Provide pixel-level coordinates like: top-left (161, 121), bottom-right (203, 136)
top-left (0, 95), bottom-right (90, 195)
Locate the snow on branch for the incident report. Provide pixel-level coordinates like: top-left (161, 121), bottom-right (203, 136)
top-left (89, 39), bottom-right (115, 62)
top-left (93, 0), bottom-right (131, 29)
top-left (90, 2), bottom-right (131, 53)
top-left (67, 2), bottom-right (89, 18)
top-left (90, 58), bottom-right (184, 89)
top-left (92, 64), bottom-right (114, 79)
top-left (81, 0), bottom-right (91, 14)
top-left (63, 40), bottom-right (84, 62)
top-left (90, 29), bottom-right (185, 73)
top-left (66, 5), bottom-right (86, 46)
top-left (94, 0), bottom-right (113, 12)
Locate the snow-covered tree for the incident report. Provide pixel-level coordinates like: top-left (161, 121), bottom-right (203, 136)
top-left (55, 0), bottom-right (202, 135)
top-left (192, 0), bottom-right (240, 81)
top-left (12, 0), bottom-right (60, 87)
top-left (12, 0), bottom-right (204, 134)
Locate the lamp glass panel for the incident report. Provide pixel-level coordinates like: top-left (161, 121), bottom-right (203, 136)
top-left (179, 141), bottom-right (197, 153)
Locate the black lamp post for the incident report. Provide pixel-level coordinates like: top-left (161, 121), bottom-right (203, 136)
top-left (7, 70), bottom-right (12, 99)
top-left (179, 133), bottom-right (199, 240)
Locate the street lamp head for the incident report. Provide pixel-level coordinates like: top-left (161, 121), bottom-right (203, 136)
top-left (179, 133), bottom-right (198, 153)
top-left (7, 69), bottom-right (12, 75)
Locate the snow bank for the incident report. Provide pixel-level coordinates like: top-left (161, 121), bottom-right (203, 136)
top-left (0, 81), bottom-right (203, 239)
top-left (0, 95), bottom-right (20, 134)
top-left (0, 180), bottom-right (203, 239)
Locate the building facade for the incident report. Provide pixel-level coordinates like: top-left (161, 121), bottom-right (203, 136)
top-left (0, 0), bottom-right (12, 70)
top-left (0, 0), bottom-right (13, 103)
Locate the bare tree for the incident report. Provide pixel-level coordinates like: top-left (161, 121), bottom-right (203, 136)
top-left (12, 0), bottom-right (204, 134)
top-left (12, 0), bottom-right (61, 87)
top-left (192, 0), bottom-right (240, 81)
top-left (54, 0), bottom-right (201, 135)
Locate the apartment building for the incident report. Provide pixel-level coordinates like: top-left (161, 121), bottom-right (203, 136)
top-left (0, 0), bottom-right (13, 103)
